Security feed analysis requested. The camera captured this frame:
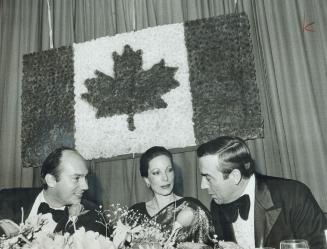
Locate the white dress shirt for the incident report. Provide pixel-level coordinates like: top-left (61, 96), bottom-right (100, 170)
top-left (233, 174), bottom-right (256, 249)
top-left (27, 190), bottom-right (66, 233)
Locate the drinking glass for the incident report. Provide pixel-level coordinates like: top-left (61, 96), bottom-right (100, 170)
top-left (280, 239), bottom-right (310, 249)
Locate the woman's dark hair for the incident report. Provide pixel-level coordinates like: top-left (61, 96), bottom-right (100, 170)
top-left (197, 136), bottom-right (255, 179)
top-left (139, 146), bottom-right (173, 177)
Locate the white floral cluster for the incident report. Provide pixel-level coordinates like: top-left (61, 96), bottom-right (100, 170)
top-left (74, 22), bottom-right (196, 160)
top-left (0, 204), bottom-right (213, 249)
top-left (106, 207), bottom-right (169, 247)
top-left (0, 223), bottom-right (114, 249)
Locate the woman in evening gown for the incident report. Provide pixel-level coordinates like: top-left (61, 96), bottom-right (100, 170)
top-left (128, 146), bottom-right (215, 246)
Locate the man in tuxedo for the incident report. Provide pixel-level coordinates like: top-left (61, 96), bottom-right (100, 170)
top-left (0, 147), bottom-right (106, 236)
top-left (197, 136), bottom-right (327, 249)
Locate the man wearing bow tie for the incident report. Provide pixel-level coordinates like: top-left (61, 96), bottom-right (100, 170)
top-left (197, 136), bottom-right (327, 249)
top-left (26, 147), bottom-right (91, 233)
top-left (0, 147), bottom-right (106, 236)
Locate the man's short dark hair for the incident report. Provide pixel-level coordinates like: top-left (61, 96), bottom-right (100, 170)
top-left (139, 146), bottom-right (173, 177)
top-left (41, 146), bottom-right (76, 189)
top-left (197, 136), bottom-right (255, 179)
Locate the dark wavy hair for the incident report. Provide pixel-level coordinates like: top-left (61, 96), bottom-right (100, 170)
top-left (41, 146), bottom-right (76, 189)
top-left (139, 146), bottom-right (173, 177)
top-left (197, 136), bottom-right (255, 179)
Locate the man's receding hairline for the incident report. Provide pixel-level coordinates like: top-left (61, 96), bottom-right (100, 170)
top-left (58, 149), bottom-right (85, 170)
top-left (61, 149), bottom-right (83, 159)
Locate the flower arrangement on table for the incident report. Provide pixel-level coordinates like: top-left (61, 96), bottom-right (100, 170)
top-left (0, 217), bottom-right (114, 249)
top-left (102, 204), bottom-right (217, 249)
top-left (0, 204), bottom-right (217, 249)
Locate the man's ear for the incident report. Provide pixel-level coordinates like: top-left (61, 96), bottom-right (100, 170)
top-left (230, 169), bottom-right (242, 185)
top-left (44, 174), bottom-right (57, 188)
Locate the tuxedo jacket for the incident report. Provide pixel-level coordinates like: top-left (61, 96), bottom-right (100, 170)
top-left (0, 188), bottom-right (108, 236)
top-left (211, 174), bottom-right (327, 249)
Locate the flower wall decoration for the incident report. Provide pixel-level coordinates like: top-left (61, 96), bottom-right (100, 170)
top-left (21, 12), bottom-right (263, 166)
top-left (74, 22), bottom-right (195, 160)
top-left (81, 45), bottom-right (179, 131)
top-left (184, 13), bottom-right (262, 143)
top-left (22, 47), bottom-right (75, 167)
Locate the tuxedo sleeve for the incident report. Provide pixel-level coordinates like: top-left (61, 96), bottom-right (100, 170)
top-left (290, 183), bottom-right (327, 249)
top-left (210, 200), bottom-right (236, 242)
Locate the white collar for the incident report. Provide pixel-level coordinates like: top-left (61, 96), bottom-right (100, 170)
top-left (240, 174), bottom-right (255, 198)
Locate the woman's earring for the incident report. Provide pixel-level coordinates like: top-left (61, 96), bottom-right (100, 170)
top-left (146, 183), bottom-right (150, 188)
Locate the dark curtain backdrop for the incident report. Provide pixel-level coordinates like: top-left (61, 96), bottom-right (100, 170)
top-left (1, 0), bottom-right (327, 210)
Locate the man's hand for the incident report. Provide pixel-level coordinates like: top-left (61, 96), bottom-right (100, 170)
top-left (0, 219), bottom-right (20, 237)
top-left (219, 241), bottom-right (245, 249)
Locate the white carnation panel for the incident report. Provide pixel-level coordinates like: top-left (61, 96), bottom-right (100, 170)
top-left (74, 23), bottom-right (196, 159)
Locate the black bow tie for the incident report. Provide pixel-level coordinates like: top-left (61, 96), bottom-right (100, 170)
top-left (37, 202), bottom-right (69, 224)
top-left (218, 194), bottom-right (250, 223)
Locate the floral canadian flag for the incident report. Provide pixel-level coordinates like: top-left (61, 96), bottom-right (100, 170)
top-left (22, 13), bottom-right (262, 167)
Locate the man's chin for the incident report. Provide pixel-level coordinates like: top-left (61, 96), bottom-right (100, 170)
top-left (69, 197), bottom-right (82, 205)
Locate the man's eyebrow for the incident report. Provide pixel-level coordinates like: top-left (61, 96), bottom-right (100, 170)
top-left (70, 173), bottom-right (87, 177)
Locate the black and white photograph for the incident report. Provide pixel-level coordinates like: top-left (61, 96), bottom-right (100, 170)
top-left (0, 0), bottom-right (326, 249)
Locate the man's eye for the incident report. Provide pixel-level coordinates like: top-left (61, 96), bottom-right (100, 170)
top-left (168, 168), bottom-right (173, 172)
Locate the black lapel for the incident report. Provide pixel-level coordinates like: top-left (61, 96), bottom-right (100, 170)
top-left (255, 175), bottom-right (281, 247)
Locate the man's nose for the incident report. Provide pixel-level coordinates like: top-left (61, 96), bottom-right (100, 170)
top-left (201, 177), bottom-right (209, 189)
top-left (79, 177), bottom-right (89, 190)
